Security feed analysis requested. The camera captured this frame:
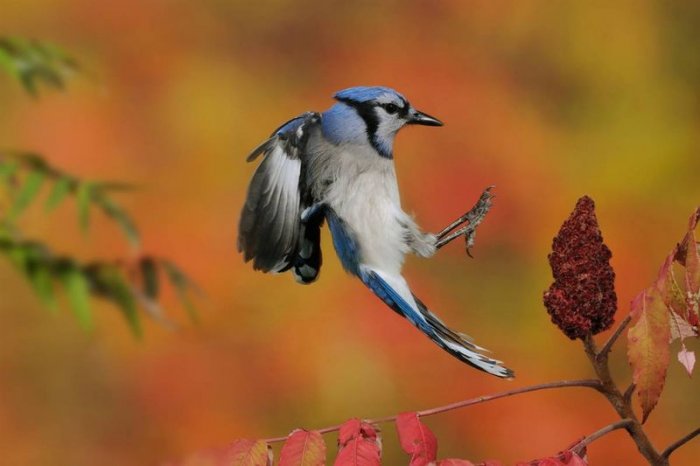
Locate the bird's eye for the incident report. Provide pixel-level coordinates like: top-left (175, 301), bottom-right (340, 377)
top-left (383, 103), bottom-right (399, 114)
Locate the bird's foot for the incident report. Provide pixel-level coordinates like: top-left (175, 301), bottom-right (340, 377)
top-left (435, 186), bottom-right (494, 256)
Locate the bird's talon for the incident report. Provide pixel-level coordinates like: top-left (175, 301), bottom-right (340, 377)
top-left (465, 230), bottom-right (477, 257)
top-left (435, 186), bottom-right (494, 252)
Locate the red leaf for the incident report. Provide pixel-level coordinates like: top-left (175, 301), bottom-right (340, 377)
top-left (656, 250), bottom-right (681, 307)
top-left (223, 439), bottom-right (272, 466)
top-left (678, 345), bottom-right (696, 376)
top-left (670, 311), bottom-right (698, 341)
top-left (664, 274), bottom-right (688, 320)
top-left (360, 424), bottom-right (378, 441)
top-left (338, 419), bottom-right (378, 446)
top-left (335, 419), bottom-right (382, 466)
top-left (279, 430), bottom-right (326, 466)
top-left (165, 449), bottom-right (222, 466)
top-left (516, 460), bottom-right (555, 466)
top-left (396, 412), bottom-right (438, 466)
top-left (627, 288), bottom-right (671, 422)
top-left (684, 212), bottom-right (700, 325)
top-left (477, 461), bottom-right (504, 466)
top-left (437, 459), bottom-right (475, 465)
top-left (675, 208), bottom-right (700, 265)
top-left (558, 451), bottom-right (588, 466)
top-left (534, 459), bottom-right (564, 466)
top-left (338, 419), bottom-right (362, 446)
top-left (334, 437), bottom-right (381, 466)
top-left (566, 453), bottom-right (588, 466)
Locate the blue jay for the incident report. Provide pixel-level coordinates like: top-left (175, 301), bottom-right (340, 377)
top-left (239, 86), bottom-right (513, 378)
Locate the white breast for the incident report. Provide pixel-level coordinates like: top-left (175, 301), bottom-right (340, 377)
top-left (322, 144), bottom-right (412, 275)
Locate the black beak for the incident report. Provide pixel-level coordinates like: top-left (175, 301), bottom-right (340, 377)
top-left (408, 109), bottom-right (443, 126)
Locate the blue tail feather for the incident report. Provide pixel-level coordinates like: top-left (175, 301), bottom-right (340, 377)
top-left (325, 207), bottom-right (513, 378)
top-left (360, 270), bottom-right (434, 335)
top-left (361, 269), bottom-right (513, 378)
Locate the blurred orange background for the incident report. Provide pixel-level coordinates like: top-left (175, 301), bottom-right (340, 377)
top-left (1, 1), bottom-right (698, 465)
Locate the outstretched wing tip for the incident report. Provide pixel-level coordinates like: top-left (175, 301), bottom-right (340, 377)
top-left (239, 112), bottom-right (322, 277)
top-left (244, 111), bottom-right (320, 163)
top-left (246, 138), bottom-right (274, 162)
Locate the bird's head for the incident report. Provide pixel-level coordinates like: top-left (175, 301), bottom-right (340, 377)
top-left (324, 86), bottom-right (443, 158)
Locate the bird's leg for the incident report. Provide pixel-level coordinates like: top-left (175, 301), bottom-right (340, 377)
top-left (435, 186), bottom-right (494, 257)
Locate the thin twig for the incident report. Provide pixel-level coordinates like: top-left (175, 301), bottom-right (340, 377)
top-left (263, 379), bottom-right (603, 443)
top-left (597, 314), bottom-right (632, 361)
top-left (414, 379), bottom-right (602, 419)
top-left (264, 424), bottom-right (344, 444)
top-left (570, 419), bottom-right (635, 455)
top-left (661, 427), bottom-right (700, 460)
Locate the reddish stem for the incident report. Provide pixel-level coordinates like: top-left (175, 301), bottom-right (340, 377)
top-left (262, 322), bottom-right (698, 465)
top-left (661, 428), bottom-right (700, 460)
top-left (570, 418), bottom-right (634, 455)
top-left (403, 379), bottom-right (601, 419)
top-left (583, 335), bottom-right (667, 466)
top-left (597, 314), bottom-right (632, 360)
top-left (264, 379), bottom-right (602, 443)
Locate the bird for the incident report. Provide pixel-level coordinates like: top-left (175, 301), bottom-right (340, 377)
top-left (238, 86), bottom-right (513, 378)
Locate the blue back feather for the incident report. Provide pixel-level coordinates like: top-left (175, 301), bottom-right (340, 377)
top-left (321, 103), bottom-right (367, 146)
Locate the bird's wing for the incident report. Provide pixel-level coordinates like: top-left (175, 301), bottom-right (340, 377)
top-left (238, 112), bottom-right (322, 275)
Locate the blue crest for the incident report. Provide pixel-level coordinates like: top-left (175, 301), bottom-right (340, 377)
top-left (334, 86), bottom-right (406, 104)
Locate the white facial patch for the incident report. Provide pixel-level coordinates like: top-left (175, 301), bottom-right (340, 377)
top-left (375, 106), bottom-right (406, 136)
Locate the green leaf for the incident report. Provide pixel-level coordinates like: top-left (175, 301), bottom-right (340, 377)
top-left (6, 243), bottom-right (28, 271)
top-left (30, 265), bottom-right (57, 312)
top-left (0, 160), bottom-right (19, 184)
top-left (61, 267), bottom-right (92, 330)
top-left (0, 37), bottom-right (79, 96)
top-left (0, 38), bottom-right (20, 79)
top-left (95, 266), bottom-right (141, 338)
top-left (76, 181), bottom-right (93, 232)
top-left (9, 171), bottom-right (44, 220)
top-left (94, 195), bottom-right (140, 247)
top-left (140, 256), bottom-right (159, 299)
top-left (0, 47), bottom-right (14, 75)
top-left (161, 260), bottom-right (199, 324)
top-left (45, 176), bottom-right (73, 212)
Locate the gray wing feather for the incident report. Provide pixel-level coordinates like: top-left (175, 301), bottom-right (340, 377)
top-left (238, 112), bottom-right (321, 273)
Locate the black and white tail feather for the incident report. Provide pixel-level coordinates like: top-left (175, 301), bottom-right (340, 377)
top-left (413, 295), bottom-right (512, 377)
top-left (358, 265), bottom-right (513, 378)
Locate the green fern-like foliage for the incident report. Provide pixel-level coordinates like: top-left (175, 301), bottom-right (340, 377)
top-left (0, 37), bottom-right (198, 335)
top-left (0, 36), bottom-right (79, 95)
